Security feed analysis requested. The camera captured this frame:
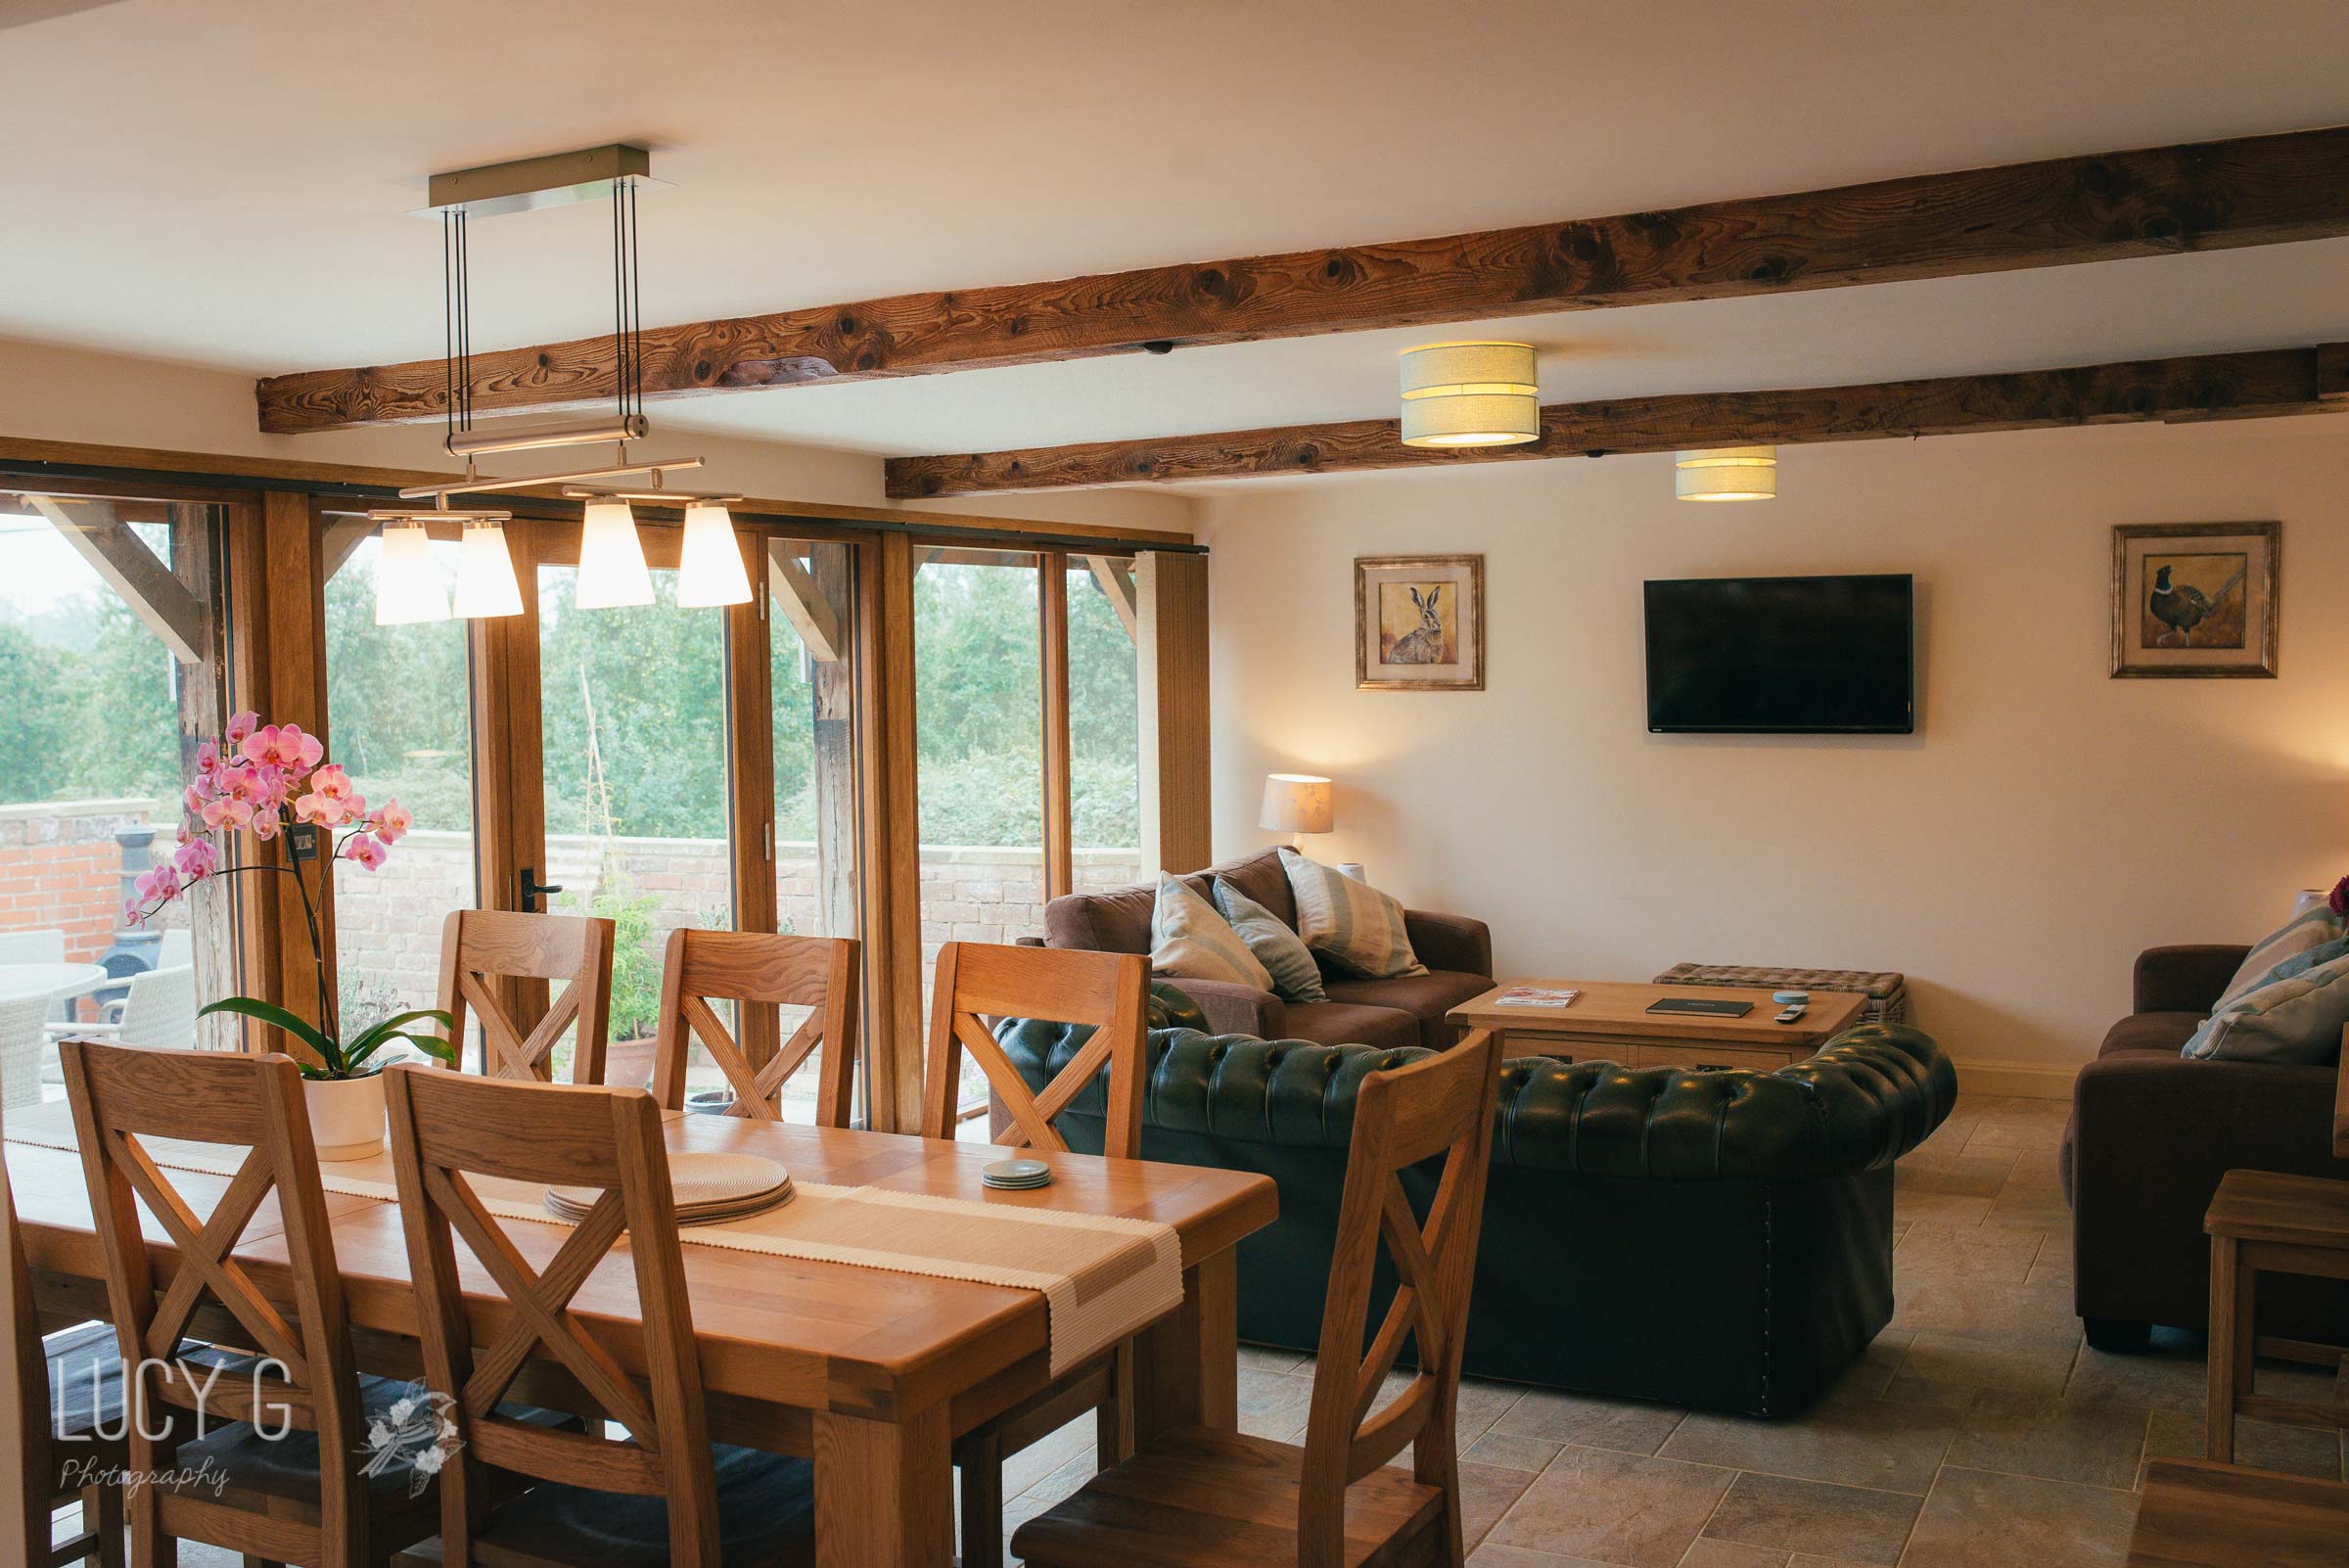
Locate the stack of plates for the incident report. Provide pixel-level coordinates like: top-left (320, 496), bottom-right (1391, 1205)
top-left (982, 1158), bottom-right (1052, 1192)
top-left (546, 1152), bottom-right (794, 1226)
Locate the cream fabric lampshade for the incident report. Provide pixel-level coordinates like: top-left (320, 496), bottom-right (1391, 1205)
top-left (576, 498), bottom-right (654, 609)
top-left (1399, 342), bottom-right (1540, 448)
top-left (374, 523), bottom-right (449, 625)
top-left (451, 523), bottom-right (523, 620)
top-left (676, 501), bottom-right (752, 608)
top-left (1259, 774), bottom-right (1334, 837)
top-left (1675, 445), bottom-right (1777, 501)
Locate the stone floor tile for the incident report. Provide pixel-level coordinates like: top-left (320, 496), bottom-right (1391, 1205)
top-left (1893, 1222), bottom-right (2045, 1281)
top-left (1894, 1151), bottom-right (2015, 1198)
top-left (1236, 1363), bottom-right (1319, 1439)
top-left (1886, 1331), bottom-right (2078, 1402)
top-left (1456, 1375), bottom-right (1532, 1447)
top-left (1001, 1412), bottom-right (1096, 1496)
top-left (1680, 1541), bottom-right (1790, 1567)
top-left (1659, 1390), bottom-right (1958, 1495)
top-left (1237, 1341), bottom-right (1310, 1374)
top-left (1699, 1472), bottom-right (1920, 1565)
top-left (1460, 1458), bottom-right (1540, 1549)
top-left (1899, 1467), bottom-right (2136, 1568)
top-left (2144, 1406), bottom-right (2343, 1481)
top-left (1787, 1558), bottom-right (1888, 1568)
top-left (1491, 1387), bottom-right (1689, 1454)
top-left (1886, 1271), bottom-right (2073, 1341)
top-left (1468, 1545), bottom-right (1627, 1568)
top-left (2025, 1257), bottom-right (2075, 1288)
top-left (1943, 1389), bottom-right (2147, 1490)
top-left (1465, 1429), bottom-right (1569, 1474)
top-left (2064, 1334), bottom-right (2211, 1411)
top-left (1829, 1329), bottom-right (1913, 1398)
top-left (1485, 1446), bottom-right (1737, 1568)
top-left (1891, 1190), bottom-right (1991, 1227)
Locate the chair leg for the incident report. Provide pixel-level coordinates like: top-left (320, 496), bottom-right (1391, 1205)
top-left (2207, 1234), bottom-right (2247, 1462)
top-left (129, 1503), bottom-right (172, 1568)
top-left (91, 1485), bottom-right (124, 1568)
top-left (957, 1432), bottom-right (1007, 1568)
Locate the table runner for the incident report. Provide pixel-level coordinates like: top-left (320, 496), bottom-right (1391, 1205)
top-left (6, 1102), bottom-right (1178, 1376)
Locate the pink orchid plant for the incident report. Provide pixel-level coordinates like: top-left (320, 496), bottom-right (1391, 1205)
top-left (126, 711), bottom-right (453, 1080)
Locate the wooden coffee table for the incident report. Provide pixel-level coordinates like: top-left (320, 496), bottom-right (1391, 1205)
top-left (1447, 979), bottom-right (1866, 1072)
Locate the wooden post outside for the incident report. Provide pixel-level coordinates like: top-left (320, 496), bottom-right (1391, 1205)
top-left (807, 542), bottom-right (860, 946)
top-left (1135, 551), bottom-right (1213, 875)
top-left (1039, 551), bottom-right (1074, 902)
top-left (170, 502), bottom-right (239, 1050)
top-left (468, 525), bottom-right (549, 1071)
top-left (857, 533), bottom-right (925, 1132)
top-left (726, 527), bottom-right (780, 1071)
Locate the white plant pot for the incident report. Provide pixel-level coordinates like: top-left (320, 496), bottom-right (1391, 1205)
top-left (304, 1072), bottom-right (387, 1162)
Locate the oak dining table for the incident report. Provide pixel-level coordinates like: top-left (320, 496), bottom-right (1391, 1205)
top-left (6, 1103), bottom-right (1279, 1568)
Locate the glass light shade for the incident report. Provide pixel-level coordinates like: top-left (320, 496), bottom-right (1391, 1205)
top-left (1675, 445), bottom-right (1778, 501)
top-left (451, 523), bottom-right (523, 619)
top-left (675, 501), bottom-right (752, 608)
top-left (576, 498), bottom-right (654, 609)
top-left (373, 523), bottom-right (450, 625)
top-left (1399, 342), bottom-right (1541, 448)
top-left (1259, 772), bottom-right (1334, 835)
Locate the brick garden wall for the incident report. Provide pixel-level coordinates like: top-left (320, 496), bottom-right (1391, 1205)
top-left (0, 798), bottom-right (176, 963)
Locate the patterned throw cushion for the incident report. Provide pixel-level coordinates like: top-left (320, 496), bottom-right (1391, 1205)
top-left (2186, 945), bottom-right (2349, 1064)
top-left (1212, 879), bottom-right (1329, 1003)
top-left (2215, 905), bottom-right (2349, 1010)
top-left (1277, 849), bottom-right (1426, 980)
top-left (1149, 874), bottom-right (1272, 991)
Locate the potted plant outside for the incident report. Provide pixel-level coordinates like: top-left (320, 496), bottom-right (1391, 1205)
top-left (124, 711), bottom-right (454, 1157)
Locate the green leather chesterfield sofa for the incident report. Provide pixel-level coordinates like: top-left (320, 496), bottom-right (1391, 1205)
top-left (1001, 987), bottom-right (1956, 1417)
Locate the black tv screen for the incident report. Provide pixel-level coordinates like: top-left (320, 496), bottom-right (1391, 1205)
top-left (1643, 574), bottom-right (1913, 734)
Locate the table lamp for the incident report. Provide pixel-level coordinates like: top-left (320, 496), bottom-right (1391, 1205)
top-left (1260, 773), bottom-right (1333, 850)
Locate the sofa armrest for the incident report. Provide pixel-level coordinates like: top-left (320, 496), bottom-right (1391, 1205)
top-left (1156, 977), bottom-right (1286, 1039)
top-left (1405, 910), bottom-right (1492, 976)
top-left (2133, 945), bottom-right (2249, 1015)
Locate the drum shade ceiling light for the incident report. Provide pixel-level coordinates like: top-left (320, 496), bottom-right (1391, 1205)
top-left (1398, 342), bottom-right (1541, 448)
top-left (369, 145), bottom-right (747, 624)
top-left (1675, 446), bottom-right (1778, 501)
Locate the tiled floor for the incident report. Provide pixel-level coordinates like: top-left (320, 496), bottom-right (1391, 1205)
top-left (159, 1095), bottom-right (2349, 1567)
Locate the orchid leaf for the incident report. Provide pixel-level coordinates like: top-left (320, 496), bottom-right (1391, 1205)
top-left (346, 1009), bottom-right (454, 1058)
top-left (198, 997), bottom-right (335, 1064)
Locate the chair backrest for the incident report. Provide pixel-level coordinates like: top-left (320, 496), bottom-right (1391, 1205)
top-left (2333, 1029), bottom-right (2346, 1159)
top-left (59, 1041), bottom-right (371, 1557)
top-left (7, 1153), bottom-right (57, 1568)
top-left (116, 965), bottom-right (198, 1049)
top-left (436, 909), bottom-right (616, 1084)
top-left (1296, 1030), bottom-right (1501, 1568)
top-left (0, 931), bottom-right (65, 965)
top-left (650, 930), bottom-right (859, 1127)
top-left (0, 992), bottom-right (46, 1110)
top-left (157, 928), bottom-right (195, 969)
top-left (919, 942), bottom-right (1150, 1158)
top-left (382, 1065), bottom-right (720, 1565)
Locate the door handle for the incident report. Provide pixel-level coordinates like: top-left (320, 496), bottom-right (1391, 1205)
top-left (519, 867), bottom-right (564, 913)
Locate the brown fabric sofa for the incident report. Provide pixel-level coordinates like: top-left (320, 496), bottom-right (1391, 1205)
top-left (2059, 943), bottom-right (2349, 1350)
top-left (1039, 847), bottom-right (1494, 1051)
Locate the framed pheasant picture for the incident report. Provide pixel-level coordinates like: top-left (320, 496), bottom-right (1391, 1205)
top-left (2110, 522), bottom-right (2280, 678)
top-left (1356, 555), bottom-right (1484, 690)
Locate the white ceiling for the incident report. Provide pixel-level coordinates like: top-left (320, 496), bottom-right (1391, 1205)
top-left (6, 0), bottom-right (2349, 466)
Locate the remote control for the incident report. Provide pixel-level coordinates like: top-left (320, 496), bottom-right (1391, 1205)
top-left (1773, 1004), bottom-right (1807, 1024)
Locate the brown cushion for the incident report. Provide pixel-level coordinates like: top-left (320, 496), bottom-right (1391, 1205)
top-left (1279, 1001), bottom-right (1422, 1052)
top-left (1045, 847), bottom-right (1297, 958)
top-left (2099, 1012), bottom-right (2203, 1058)
top-left (1321, 970), bottom-right (1496, 1050)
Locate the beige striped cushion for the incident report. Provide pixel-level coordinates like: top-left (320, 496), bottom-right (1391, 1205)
top-left (1150, 873), bottom-right (1272, 991)
top-left (1277, 849), bottom-right (1427, 980)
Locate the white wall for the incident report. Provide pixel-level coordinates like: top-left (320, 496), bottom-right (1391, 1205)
top-left (1199, 418), bottom-right (2349, 1090)
top-left (0, 335), bottom-right (1197, 537)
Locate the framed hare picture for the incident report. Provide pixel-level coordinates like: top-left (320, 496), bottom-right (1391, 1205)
top-left (2110, 521), bottom-right (2280, 678)
top-left (1356, 554), bottom-right (1484, 690)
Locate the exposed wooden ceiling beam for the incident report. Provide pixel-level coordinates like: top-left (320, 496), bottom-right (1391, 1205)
top-left (24, 496), bottom-right (208, 663)
top-left (883, 344), bottom-right (2349, 495)
top-left (256, 125), bottom-right (2349, 436)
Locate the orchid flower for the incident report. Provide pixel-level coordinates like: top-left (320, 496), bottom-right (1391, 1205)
top-left (371, 800), bottom-right (413, 845)
top-left (342, 835), bottom-right (387, 871)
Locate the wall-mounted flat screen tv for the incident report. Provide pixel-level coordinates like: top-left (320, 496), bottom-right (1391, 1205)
top-left (1643, 574), bottom-right (1914, 734)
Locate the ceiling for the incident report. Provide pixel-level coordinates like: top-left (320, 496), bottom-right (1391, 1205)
top-left (7, 0), bottom-right (2349, 471)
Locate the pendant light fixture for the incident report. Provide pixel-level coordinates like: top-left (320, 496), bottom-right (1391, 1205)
top-left (1675, 446), bottom-right (1778, 501)
top-left (372, 522), bottom-right (448, 624)
top-left (369, 144), bottom-right (731, 627)
top-left (677, 500), bottom-right (752, 608)
top-left (1398, 341), bottom-right (1541, 448)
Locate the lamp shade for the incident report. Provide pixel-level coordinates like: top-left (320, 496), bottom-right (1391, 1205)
top-left (676, 500), bottom-right (752, 608)
top-left (374, 523), bottom-right (450, 625)
top-left (450, 523), bottom-right (523, 619)
top-left (1399, 342), bottom-right (1540, 448)
top-left (1259, 773), bottom-right (1334, 835)
top-left (1675, 445), bottom-right (1777, 501)
top-left (576, 498), bottom-right (654, 609)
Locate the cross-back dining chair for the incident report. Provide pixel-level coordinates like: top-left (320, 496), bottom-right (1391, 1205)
top-left (917, 940), bottom-right (1151, 1568)
top-left (1013, 1028), bottom-right (1505, 1568)
top-left (918, 940), bottom-right (1150, 1157)
top-left (650, 930), bottom-right (859, 1127)
top-left (59, 1040), bottom-right (437, 1568)
top-left (436, 909), bottom-right (616, 1084)
top-left (381, 1065), bottom-right (816, 1568)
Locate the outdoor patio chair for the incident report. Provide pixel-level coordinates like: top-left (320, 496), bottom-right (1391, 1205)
top-left (0, 991), bottom-right (47, 1108)
top-left (79, 965), bottom-right (199, 1050)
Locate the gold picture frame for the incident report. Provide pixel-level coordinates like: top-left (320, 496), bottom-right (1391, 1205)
top-left (2110, 522), bottom-right (2280, 678)
top-left (1356, 554), bottom-right (1484, 691)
